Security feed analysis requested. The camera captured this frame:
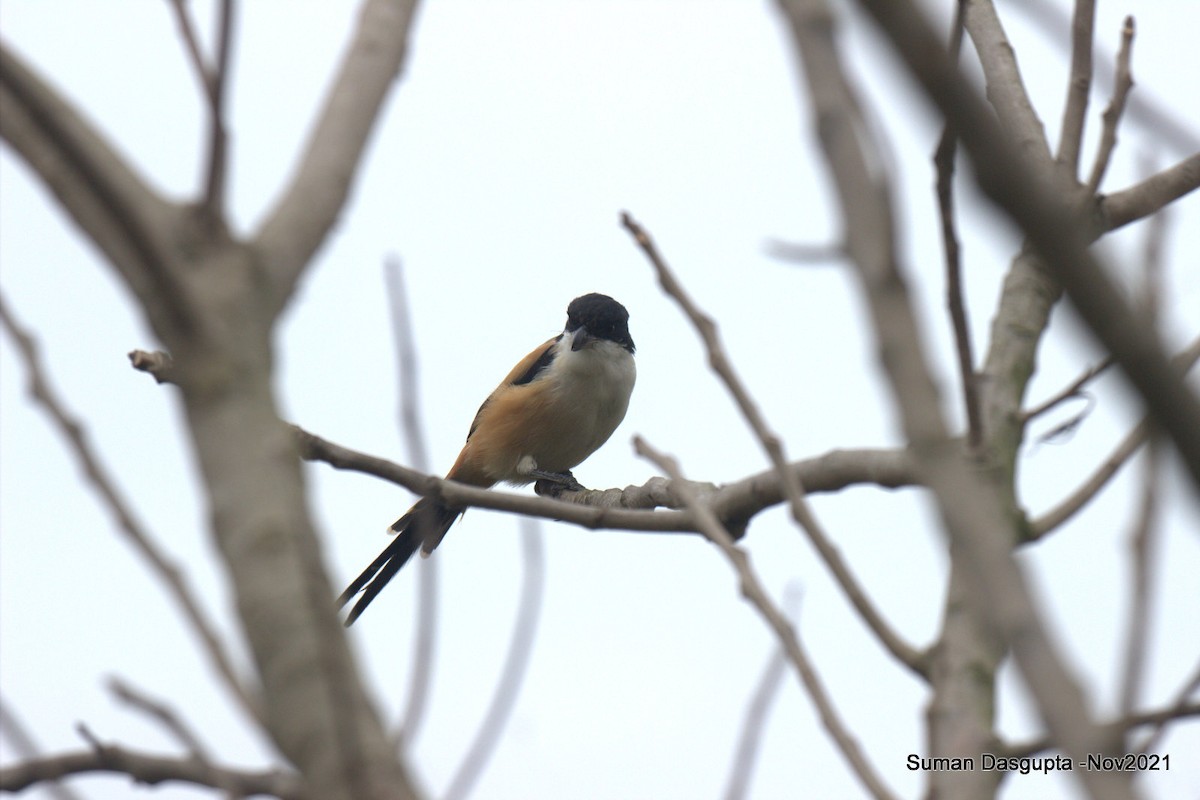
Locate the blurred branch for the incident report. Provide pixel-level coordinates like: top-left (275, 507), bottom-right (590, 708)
top-left (1136, 661), bottom-right (1200, 755)
top-left (1117, 437), bottom-right (1160, 721)
top-left (1056, 0), bottom-right (1095, 175)
top-left (254, 0), bottom-right (421, 312)
top-left (0, 743), bottom-right (302, 798)
top-left (783, 1), bottom-right (1134, 797)
top-left (1006, 0), bottom-right (1200, 153)
top-left (960, 0), bottom-right (1053, 164)
top-left (0, 45), bottom-right (196, 336)
top-left (165, 0), bottom-right (234, 221)
top-left (0, 294), bottom-right (262, 726)
top-left (1030, 336), bottom-right (1200, 539)
top-left (383, 257), bottom-right (439, 749)
top-left (933, 0), bottom-right (982, 449)
top-left (442, 518), bottom-right (545, 800)
top-left (1002, 700), bottom-right (1200, 760)
top-left (856, 0), bottom-right (1200, 498)
top-left (0, 702), bottom-right (85, 800)
top-left (622, 212), bottom-right (924, 675)
top-left (1100, 153), bottom-right (1200, 232)
top-left (723, 585), bottom-right (803, 800)
top-left (109, 678), bottom-right (216, 764)
top-left (1085, 16), bottom-right (1135, 194)
top-left (635, 437), bottom-right (898, 800)
top-left (1022, 355), bottom-right (1113, 421)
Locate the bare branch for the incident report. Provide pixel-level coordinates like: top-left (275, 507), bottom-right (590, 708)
top-left (1085, 17), bottom-right (1135, 194)
top-left (1030, 336), bottom-right (1200, 538)
top-left (855, 0), bottom-right (1200, 497)
top-left (635, 437), bottom-right (899, 800)
top-left (1117, 437), bottom-right (1160, 721)
top-left (621, 212), bottom-right (924, 675)
top-left (1002, 701), bottom-right (1200, 760)
top-left (1005, 0), bottom-right (1200, 154)
top-left (1023, 355), bottom-right (1113, 422)
top-left (383, 258), bottom-right (439, 748)
top-left (128, 348), bottom-right (178, 384)
top-left (108, 678), bottom-right (217, 765)
top-left (0, 744), bottom-right (303, 799)
top-left (0, 295), bottom-right (262, 725)
top-left (1057, 0), bottom-right (1096, 175)
top-left (0, 702), bottom-right (85, 800)
top-left (960, 0), bottom-right (1053, 165)
top-left (1136, 661), bottom-right (1200, 755)
top-left (0, 45), bottom-right (196, 337)
top-left (1101, 152), bottom-right (1200, 232)
top-left (442, 518), bottom-right (545, 800)
top-left (723, 585), bottom-right (803, 800)
top-left (932, 1), bottom-right (982, 450)
top-left (255, 0), bottom-right (421, 311)
top-left (295, 423), bottom-right (919, 535)
top-left (203, 0), bottom-right (235, 220)
top-left (782, 1), bottom-right (1135, 796)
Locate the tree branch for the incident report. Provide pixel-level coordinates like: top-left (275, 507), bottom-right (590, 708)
top-left (622, 212), bottom-right (924, 675)
top-left (294, 423), bottom-right (919, 536)
top-left (1085, 16), bottom-right (1135, 194)
top-left (1002, 702), bottom-right (1200, 761)
top-left (932, 1), bottom-right (982, 450)
top-left (0, 295), bottom-right (262, 725)
top-left (254, 0), bottom-right (421, 312)
top-left (1056, 0), bottom-right (1095, 175)
top-left (635, 437), bottom-right (899, 800)
top-left (0, 44), bottom-right (197, 337)
top-left (1030, 336), bottom-right (1200, 538)
top-left (855, 0), bottom-right (1200, 498)
top-left (0, 745), bottom-right (303, 799)
top-left (960, 0), bottom-right (1054, 166)
top-left (781, 1), bottom-right (1135, 797)
top-left (1100, 152), bottom-right (1200, 232)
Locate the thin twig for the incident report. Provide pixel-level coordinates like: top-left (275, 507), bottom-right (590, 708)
top-left (1003, 700), bottom-right (1200, 760)
top-left (1056, 0), bottom-right (1096, 175)
top-left (933, 0), bottom-right (981, 449)
top-left (166, 0), bottom-right (211, 97)
top-left (1085, 17), bottom-right (1136, 193)
top-left (0, 701), bottom-right (85, 800)
top-left (383, 257), bottom-right (439, 748)
top-left (723, 584), bottom-right (804, 800)
top-left (1117, 437), bottom-right (1160, 721)
top-left (0, 742), bottom-right (303, 798)
top-left (1100, 152), bottom-right (1200, 232)
top-left (621, 211), bottom-right (924, 676)
top-left (202, 0), bottom-right (235, 221)
top-left (442, 518), bottom-right (545, 800)
top-left (1022, 355), bottom-right (1114, 421)
top-left (0, 294), bottom-right (261, 725)
top-left (1117, 196), bottom-right (1168, 723)
top-left (635, 437), bottom-right (898, 800)
top-left (108, 678), bottom-right (218, 771)
top-left (1135, 661), bottom-right (1200, 755)
top-left (1030, 336), bottom-right (1200, 539)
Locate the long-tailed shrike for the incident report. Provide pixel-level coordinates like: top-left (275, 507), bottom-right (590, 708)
top-left (339, 293), bottom-right (636, 624)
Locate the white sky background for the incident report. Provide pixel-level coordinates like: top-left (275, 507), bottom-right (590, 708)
top-left (1, 1), bottom-right (1198, 798)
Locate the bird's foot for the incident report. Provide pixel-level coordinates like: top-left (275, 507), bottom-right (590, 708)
top-left (532, 469), bottom-right (586, 497)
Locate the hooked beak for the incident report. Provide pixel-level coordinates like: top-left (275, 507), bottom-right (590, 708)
top-left (569, 326), bottom-right (594, 352)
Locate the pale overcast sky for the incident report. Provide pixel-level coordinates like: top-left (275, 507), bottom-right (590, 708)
top-left (2, 2), bottom-right (1198, 799)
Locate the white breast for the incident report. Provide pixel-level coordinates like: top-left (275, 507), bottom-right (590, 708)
top-left (527, 338), bottom-right (635, 475)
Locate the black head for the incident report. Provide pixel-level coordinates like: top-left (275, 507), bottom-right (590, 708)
top-left (565, 293), bottom-right (635, 354)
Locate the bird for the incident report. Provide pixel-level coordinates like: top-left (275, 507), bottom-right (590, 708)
top-left (338, 293), bottom-right (636, 625)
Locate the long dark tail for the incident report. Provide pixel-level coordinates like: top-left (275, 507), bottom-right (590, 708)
top-left (338, 497), bottom-right (460, 625)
